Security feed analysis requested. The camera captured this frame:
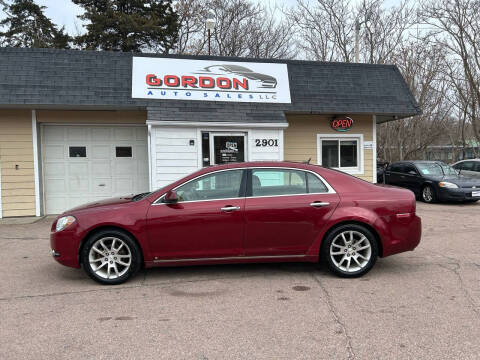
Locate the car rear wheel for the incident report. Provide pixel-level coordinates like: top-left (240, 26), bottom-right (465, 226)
top-left (322, 224), bottom-right (378, 278)
top-left (421, 185), bottom-right (436, 203)
top-left (81, 229), bottom-right (142, 285)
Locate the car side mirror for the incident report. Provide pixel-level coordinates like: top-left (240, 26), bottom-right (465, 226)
top-left (163, 190), bottom-right (178, 204)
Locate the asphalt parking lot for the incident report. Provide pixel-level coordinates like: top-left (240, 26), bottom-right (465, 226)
top-left (0, 202), bottom-right (479, 360)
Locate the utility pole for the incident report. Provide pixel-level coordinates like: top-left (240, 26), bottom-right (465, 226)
top-left (355, 18), bottom-right (360, 63)
top-left (208, 28), bottom-right (211, 55)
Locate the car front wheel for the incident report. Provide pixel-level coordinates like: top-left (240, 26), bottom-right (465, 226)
top-left (322, 224), bottom-right (378, 277)
top-left (81, 229), bottom-right (142, 285)
top-left (421, 185), bottom-right (436, 203)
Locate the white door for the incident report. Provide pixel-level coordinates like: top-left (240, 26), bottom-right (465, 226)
top-left (42, 125), bottom-right (149, 214)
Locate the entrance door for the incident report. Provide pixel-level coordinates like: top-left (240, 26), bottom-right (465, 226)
top-left (209, 133), bottom-right (247, 165)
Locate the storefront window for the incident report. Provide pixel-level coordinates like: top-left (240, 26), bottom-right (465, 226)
top-left (340, 141), bottom-right (357, 167)
top-left (321, 140), bottom-right (338, 168)
top-left (318, 136), bottom-right (361, 173)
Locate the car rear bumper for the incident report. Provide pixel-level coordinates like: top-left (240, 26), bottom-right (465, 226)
top-left (380, 214), bottom-right (422, 257)
top-left (50, 229), bottom-right (80, 268)
top-left (438, 188), bottom-right (480, 202)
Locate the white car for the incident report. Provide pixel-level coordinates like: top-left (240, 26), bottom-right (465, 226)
top-left (452, 159), bottom-right (480, 178)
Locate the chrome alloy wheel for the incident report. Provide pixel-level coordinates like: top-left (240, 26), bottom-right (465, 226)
top-left (422, 186), bottom-right (433, 202)
top-left (88, 237), bottom-right (132, 280)
top-left (329, 230), bottom-right (372, 273)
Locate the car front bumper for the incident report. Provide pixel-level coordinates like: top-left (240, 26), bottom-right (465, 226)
top-left (438, 187), bottom-right (480, 202)
top-left (50, 227), bottom-right (81, 268)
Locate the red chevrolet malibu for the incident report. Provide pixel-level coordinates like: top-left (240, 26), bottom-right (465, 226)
top-left (50, 162), bottom-right (421, 285)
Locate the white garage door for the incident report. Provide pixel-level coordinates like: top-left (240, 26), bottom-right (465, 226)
top-left (42, 125), bottom-right (149, 214)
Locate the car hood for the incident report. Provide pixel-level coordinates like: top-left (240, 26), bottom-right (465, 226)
top-left (425, 175), bottom-right (480, 187)
top-left (65, 196), bottom-right (134, 213)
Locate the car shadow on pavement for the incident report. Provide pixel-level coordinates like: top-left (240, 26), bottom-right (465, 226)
top-left (50, 257), bottom-right (420, 286)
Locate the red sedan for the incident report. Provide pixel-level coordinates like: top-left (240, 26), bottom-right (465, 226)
top-left (50, 162), bottom-right (421, 285)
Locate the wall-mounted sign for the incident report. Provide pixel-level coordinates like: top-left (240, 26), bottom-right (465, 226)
top-left (364, 141), bottom-right (373, 150)
top-left (132, 57), bottom-right (291, 103)
top-left (331, 116), bottom-right (354, 132)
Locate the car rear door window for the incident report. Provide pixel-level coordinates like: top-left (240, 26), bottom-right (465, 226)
top-left (306, 172), bottom-right (328, 193)
top-left (251, 169), bottom-right (307, 197)
top-left (175, 169), bottom-right (244, 202)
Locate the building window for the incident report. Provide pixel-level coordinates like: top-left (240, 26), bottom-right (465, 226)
top-left (116, 146), bottom-right (132, 158)
top-left (69, 146), bottom-right (86, 158)
top-left (317, 135), bottom-right (363, 174)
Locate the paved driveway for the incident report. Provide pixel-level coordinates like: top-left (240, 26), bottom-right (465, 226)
top-left (0, 202), bottom-right (479, 359)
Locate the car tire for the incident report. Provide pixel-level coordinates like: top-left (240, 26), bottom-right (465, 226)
top-left (322, 224), bottom-right (378, 278)
top-left (421, 184), bottom-right (436, 203)
top-left (80, 229), bottom-right (142, 285)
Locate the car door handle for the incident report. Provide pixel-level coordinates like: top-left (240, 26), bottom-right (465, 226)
top-left (221, 206), bottom-right (241, 212)
top-left (310, 201), bottom-right (330, 208)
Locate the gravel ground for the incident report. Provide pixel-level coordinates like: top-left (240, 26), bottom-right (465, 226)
top-left (0, 202), bottom-right (479, 360)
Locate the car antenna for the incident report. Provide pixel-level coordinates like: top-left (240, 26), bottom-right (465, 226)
top-left (303, 157), bottom-right (311, 164)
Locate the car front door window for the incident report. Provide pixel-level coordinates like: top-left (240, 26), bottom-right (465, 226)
top-left (176, 170), bottom-right (244, 202)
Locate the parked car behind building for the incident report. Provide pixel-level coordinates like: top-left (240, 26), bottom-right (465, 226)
top-left (384, 161), bottom-right (480, 203)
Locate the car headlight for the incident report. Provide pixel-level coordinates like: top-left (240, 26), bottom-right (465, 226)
top-left (55, 216), bottom-right (76, 232)
top-left (439, 182), bottom-right (458, 189)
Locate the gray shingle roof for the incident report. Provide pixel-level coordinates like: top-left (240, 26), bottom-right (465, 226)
top-left (0, 47), bottom-right (421, 123)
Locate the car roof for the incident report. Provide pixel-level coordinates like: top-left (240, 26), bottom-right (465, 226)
top-left (454, 159), bottom-right (480, 162)
top-left (199, 161), bottom-right (320, 171)
top-left (390, 160), bottom-right (446, 164)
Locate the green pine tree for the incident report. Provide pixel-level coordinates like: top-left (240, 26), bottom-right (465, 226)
top-left (73, 0), bottom-right (179, 53)
top-left (0, 0), bottom-right (71, 48)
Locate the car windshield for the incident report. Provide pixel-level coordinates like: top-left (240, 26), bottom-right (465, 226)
top-left (440, 164), bottom-right (459, 176)
top-left (416, 163), bottom-right (458, 176)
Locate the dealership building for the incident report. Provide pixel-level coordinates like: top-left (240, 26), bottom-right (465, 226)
top-left (0, 47), bottom-right (420, 218)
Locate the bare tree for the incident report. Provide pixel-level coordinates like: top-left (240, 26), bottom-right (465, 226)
top-left (377, 42), bottom-right (452, 161)
top-left (173, 0), bottom-right (209, 55)
top-left (173, 0), bottom-right (294, 59)
top-left (420, 0), bottom-right (480, 147)
top-left (357, 0), bottom-right (416, 64)
top-left (288, 0), bottom-right (354, 61)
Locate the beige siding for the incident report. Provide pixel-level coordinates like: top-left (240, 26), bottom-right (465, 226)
top-left (285, 114), bottom-right (374, 182)
top-left (37, 110), bottom-right (147, 124)
top-left (0, 110), bottom-right (36, 217)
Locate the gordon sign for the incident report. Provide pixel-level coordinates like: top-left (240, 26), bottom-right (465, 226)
top-left (331, 116), bottom-right (354, 132)
top-left (132, 57), bottom-right (291, 103)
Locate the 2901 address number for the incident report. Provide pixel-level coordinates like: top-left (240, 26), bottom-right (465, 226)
top-left (255, 139), bottom-right (279, 147)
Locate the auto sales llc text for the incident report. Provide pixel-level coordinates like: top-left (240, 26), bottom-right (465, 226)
top-left (146, 88), bottom-right (277, 101)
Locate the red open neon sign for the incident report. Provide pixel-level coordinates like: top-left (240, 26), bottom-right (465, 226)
top-left (331, 117), bottom-right (354, 132)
